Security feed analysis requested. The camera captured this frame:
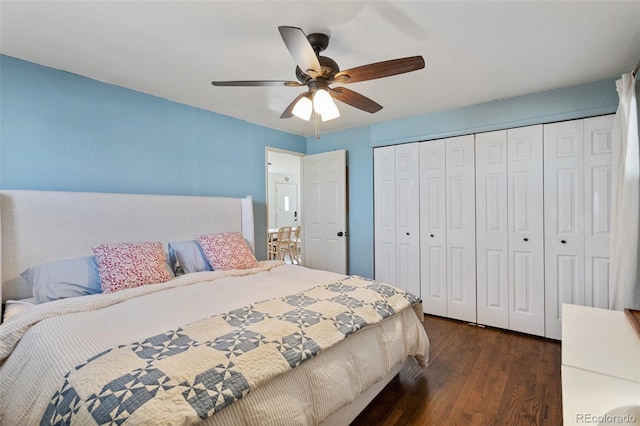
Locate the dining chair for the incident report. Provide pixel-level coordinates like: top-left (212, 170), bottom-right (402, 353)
top-left (273, 226), bottom-right (293, 262)
top-left (267, 230), bottom-right (278, 260)
top-left (290, 225), bottom-right (301, 264)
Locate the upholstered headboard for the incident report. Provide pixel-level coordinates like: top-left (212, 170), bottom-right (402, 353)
top-left (0, 190), bottom-right (254, 303)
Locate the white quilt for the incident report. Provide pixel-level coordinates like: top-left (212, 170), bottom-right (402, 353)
top-left (0, 261), bottom-right (429, 425)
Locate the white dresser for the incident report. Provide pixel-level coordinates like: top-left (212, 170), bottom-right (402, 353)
top-left (562, 304), bottom-right (640, 425)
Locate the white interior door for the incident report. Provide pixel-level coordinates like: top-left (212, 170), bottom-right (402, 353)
top-left (303, 150), bottom-right (347, 274)
top-left (544, 119), bottom-right (585, 339)
top-left (583, 115), bottom-right (614, 309)
top-left (276, 183), bottom-right (298, 227)
top-left (374, 146), bottom-right (397, 285)
top-left (395, 143), bottom-right (420, 296)
top-left (445, 135), bottom-right (477, 323)
top-left (475, 130), bottom-right (509, 329)
top-left (543, 115), bottom-right (613, 339)
top-left (507, 125), bottom-right (544, 336)
top-left (420, 139), bottom-right (448, 316)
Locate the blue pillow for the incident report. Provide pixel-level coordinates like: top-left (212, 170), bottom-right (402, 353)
top-left (168, 240), bottom-right (213, 275)
top-left (20, 256), bottom-right (102, 304)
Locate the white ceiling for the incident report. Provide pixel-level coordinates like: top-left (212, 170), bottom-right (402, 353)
top-left (1, 1), bottom-right (639, 137)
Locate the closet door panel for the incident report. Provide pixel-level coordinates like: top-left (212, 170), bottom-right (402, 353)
top-left (507, 125), bottom-right (544, 336)
top-left (475, 131), bottom-right (509, 328)
top-left (395, 143), bottom-right (420, 295)
top-left (445, 135), bottom-right (476, 322)
top-left (420, 140), bottom-right (447, 316)
top-left (544, 120), bottom-right (585, 339)
top-left (374, 146), bottom-right (397, 285)
top-left (584, 115), bottom-right (614, 309)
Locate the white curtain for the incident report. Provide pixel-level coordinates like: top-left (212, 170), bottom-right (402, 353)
top-left (609, 73), bottom-right (640, 310)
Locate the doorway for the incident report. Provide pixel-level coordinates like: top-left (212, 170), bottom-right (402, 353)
top-left (266, 148), bottom-right (303, 263)
top-left (266, 147), bottom-right (348, 274)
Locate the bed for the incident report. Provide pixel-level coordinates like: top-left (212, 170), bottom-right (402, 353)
top-left (0, 190), bottom-right (429, 425)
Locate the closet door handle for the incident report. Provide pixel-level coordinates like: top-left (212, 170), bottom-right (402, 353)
top-left (523, 238), bottom-right (529, 242)
top-left (430, 234), bottom-right (434, 238)
top-left (561, 240), bottom-right (567, 244)
top-left (406, 232), bottom-right (410, 236)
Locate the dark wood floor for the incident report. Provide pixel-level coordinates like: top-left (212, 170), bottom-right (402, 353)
top-left (351, 315), bottom-right (562, 426)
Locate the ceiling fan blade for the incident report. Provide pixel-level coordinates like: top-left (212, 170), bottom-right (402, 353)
top-left (329, 87), bottom-right (383, 113)
top-left (333, 56), bottom-right (425, 84)
top-left (280, 92), bottom-right (308, 119)
top-left (211, 80), bottom-right (303, 87)
top-left (278, 26), bottom-right (322, 76)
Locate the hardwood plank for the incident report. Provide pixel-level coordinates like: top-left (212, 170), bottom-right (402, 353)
top-left (351, 315), bottom-right (562, 425)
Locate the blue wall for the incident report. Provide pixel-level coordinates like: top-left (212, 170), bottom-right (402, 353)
top-left (308, 78), bottom-right (620, 279)
top-left (0, 55), bottom-right (306, 259)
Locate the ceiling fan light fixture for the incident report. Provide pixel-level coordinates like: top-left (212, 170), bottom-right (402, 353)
top-left (292, 95), bottom-right (312, 121)
top-left (320, 108), bottom-right (340, 122)
top-left (313, 89), bottom-right (340, 121)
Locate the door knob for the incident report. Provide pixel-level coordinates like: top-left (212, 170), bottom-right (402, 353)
top-left (406, 232), bottom-right (410, 236)
top-left (524, 238), bottom-right (528, 242)
top-left (430, 234), bottom-right (434, 238)
top-left (337, 232), bottom-right (344, 237)
top-left (561, 240), bottom-right (567, 244)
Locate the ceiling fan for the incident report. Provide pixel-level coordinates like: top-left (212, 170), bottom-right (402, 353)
top-left (211, 26), bottom-right (425, 134)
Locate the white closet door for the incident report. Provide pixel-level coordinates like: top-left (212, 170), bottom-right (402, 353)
top-left (419, 139), bottom-right (448, 316)
top-left (584, 115), bottom-right (614, 309)
top-left (445, 135), bottom-right (476, 322)
top-left (507, 125), bottom-right (544, 336)
top-left (544, 120), bottom-right (585, 340)
top-left (374, 146), bottom-right (397, 285)
top-left (395, 143), bottom-right (421, 295)
top-left (475, 131), bottom-right (509, 328)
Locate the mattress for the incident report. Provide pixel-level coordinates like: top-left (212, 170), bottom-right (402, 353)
top-left (0, 261), bottom-right (429, 425)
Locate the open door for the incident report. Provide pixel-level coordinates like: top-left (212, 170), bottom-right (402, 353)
top-left (302, 150), bottom-right (347, 274)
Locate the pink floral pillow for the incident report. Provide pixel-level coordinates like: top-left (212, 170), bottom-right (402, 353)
top-left (197, 232), bottom-right (258, 270)
top-left (93, 241), bottom-right (173, 294)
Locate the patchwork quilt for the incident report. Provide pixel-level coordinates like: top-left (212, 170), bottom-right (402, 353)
top-left (40, 276), bottom-right (421, 425)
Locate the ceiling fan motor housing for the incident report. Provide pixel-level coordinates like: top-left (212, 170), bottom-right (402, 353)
top-left (296, 56), bottom-right (340, 83)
